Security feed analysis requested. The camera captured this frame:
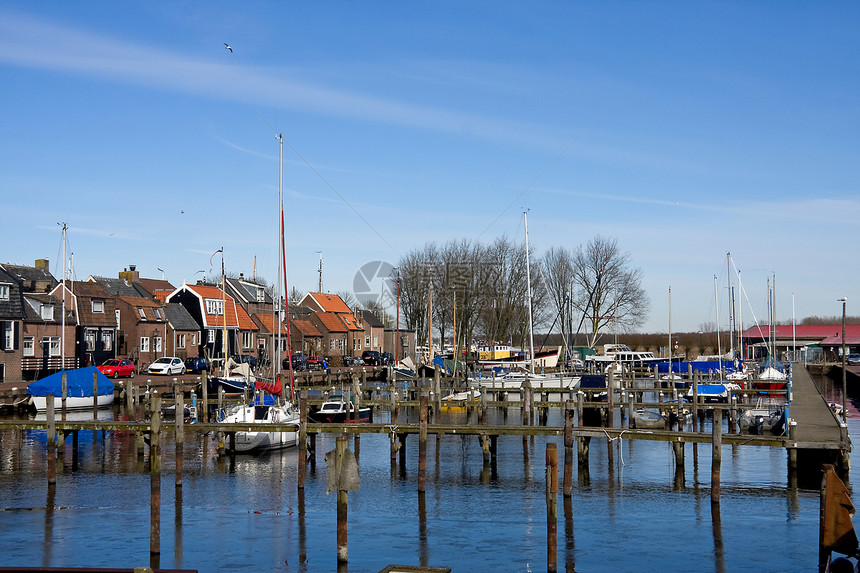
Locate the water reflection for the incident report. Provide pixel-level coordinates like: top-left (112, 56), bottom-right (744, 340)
top-left (711, 502), bottom-right (725, 573)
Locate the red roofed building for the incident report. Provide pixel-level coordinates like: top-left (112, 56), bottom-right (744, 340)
top-left (166, 283), bottom-right (258, 362)
top-left (299, 292), bottom-right (367, 357)
top-left (740, 324), bottom-right (860, 362)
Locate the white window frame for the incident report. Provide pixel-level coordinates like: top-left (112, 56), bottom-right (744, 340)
top-left (205, 299), bottom-right (224, 316)
top-left (85, 328), bottom-right (97, 351)
top-left (2, 322), bottom-right (14, 350)
top-left (153, 336), bottom-right (162, 353)
top-left (102, 330), bottom-right (112, 351)
top-left (23, 336), bottom-right (34, 356)
top-left (208, 329), bottom-right (215, 344)
top-left (0, 284), bottom-right (9, 300)
top-left (329, 339), bottom-right (335, 350)
top-left (137, 307), bottom-right (146, 319)
top-left (177, 333), bottom-right (186, 349)
top-left (365, 335), bottom-right (370, 348)
top-left (242, 331), bottom-right (252, 350)
top-left (190, 333), bottom-right (196, 346)
top-left (154, 308), bottom-right (163, 320)
top-left (44, 336), bottom-right (60, 356)
top-left (92, 299), bottom-right (105, 313)
top-left (140, 337), bottom-right (150, 353)
top-left (40, 305), bottom-right (54, 321)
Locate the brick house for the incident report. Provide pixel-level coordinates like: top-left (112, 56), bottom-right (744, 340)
top-left (0, 265), bottom-right (25, 382)
top-left (166, 283), bottom-right (258, 363)
top-left (49, 281), bottom-right (118, 368)
top-left (20, 292), bottom-right (77, 380)
top-left (299, 292), bottom-right (366, 357)
top-left (359, 310), bottom-right (385, 354)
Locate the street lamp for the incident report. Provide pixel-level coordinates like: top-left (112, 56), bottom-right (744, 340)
top-left (839, 297), bottom-right (847, 422)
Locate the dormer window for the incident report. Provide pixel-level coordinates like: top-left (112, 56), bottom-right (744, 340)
top-left (256, 287), bottom-right (266, 302)
top-left (205, 299), bottom-right (224, 315)
top-left (0, 285), bottom-right (9, 300)
top-left (40, 305), bottom-right (54, 321)
top-left (92, 299), bottom-right (104, 313)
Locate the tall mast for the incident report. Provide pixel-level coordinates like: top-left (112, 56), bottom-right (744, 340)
top-left (714, 275), bottom-right (722, 381)
top-left (727, 253), bottom-right (734, 358)
top-left (60, 223), bottom-right (67, 371)
top-left (317, 251), bottom-right (323, 293)
top-left (221, 248), bottom-right (227, 364)
top-left (668, 286), bottom-right (672, 371)
top-left (524, 211), bottom-right (535, 374)
top-left (279, 133), bottom-right (295, 400)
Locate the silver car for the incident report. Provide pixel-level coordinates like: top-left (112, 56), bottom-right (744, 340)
top-left (147, 356), bottom-right (186, 375)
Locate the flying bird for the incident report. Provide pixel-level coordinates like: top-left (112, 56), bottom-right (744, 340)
top-left (224, 43), bottom-right (232, 53)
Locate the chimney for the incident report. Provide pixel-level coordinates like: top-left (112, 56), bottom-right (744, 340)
top-left (35, 259), bottom-right (49, 271)
top-left (118, 264), bottom-right (140, 283)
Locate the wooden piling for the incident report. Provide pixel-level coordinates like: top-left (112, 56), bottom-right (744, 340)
top-left (61, 372), bottom-right (67, 421)
top-left (47, 394), bottom-right (56, 485)
top-left (711, 408), bottom-right (722, 504)
top-left (398, 433), bottom-right (407, 468)
top-left (418, 389), bottom-right (428, 493)
top-left (92, 370), bottom-right (98, 420)
top-left (150, 395), bottom-right (162, 558)
top-left (546, 442), bottom-right (558, 573)
top-left (336, 435), bottom-right (348, 563)
top-left (299, 388), bottom-right (308, 490)
top-left (174, 383), bottom-right (184, 488)
top-left (563, 400), bottom-right (574, 497)
top-left (201, 371), bottom-right (208, 422)
top-left (434, 368), bottom-right (442, 416)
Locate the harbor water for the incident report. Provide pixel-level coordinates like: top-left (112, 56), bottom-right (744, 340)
top-left (0, 374), bottom-right (853, 572)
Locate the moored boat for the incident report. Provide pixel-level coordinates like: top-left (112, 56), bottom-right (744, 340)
top-left (217, 395), bottom-right (299, 452)
top-left (27, 366), bottom-right (115, 412)
top-left (309, 393), bottom-right (372, 423)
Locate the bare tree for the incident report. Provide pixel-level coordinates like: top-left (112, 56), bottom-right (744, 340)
top-left (571, 236), bottom-right (649, 348)
top-left (541, 246), bottom-right (576, 354)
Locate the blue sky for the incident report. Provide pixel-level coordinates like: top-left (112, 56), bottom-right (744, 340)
top-left (1, 1), bottom-right (858, 333)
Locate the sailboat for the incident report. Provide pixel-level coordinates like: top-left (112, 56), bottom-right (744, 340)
top-left (214, 133), bottom-right (299, 452)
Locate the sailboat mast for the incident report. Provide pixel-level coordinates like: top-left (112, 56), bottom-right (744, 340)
top-left (714, 275), bottom-right (722, 380)
top-left (60, 223), bottom-right (66, 371)
top-left (668, 286), bottom-right (672, 372)
top-left (727, 253), bottom-right (734, 358)
top-left (221, 248), bottom-right (227, 365)
top-left (524, 211), bottom-right (535, 374)
top-left (279, 133), bottom-right (295, 400)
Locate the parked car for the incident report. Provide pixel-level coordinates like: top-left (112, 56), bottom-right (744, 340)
top-left (97, 358), bottom-right (136, 378)
top-left (362, 350), bottom-right (382, 366)
top-left (307, 356), bottom-right (326, 371)
top-left (283, 355), bottom-right (308, 372)
top-left (847, 354), bottom-right (860, 365)
top-left (232, 354), bottom-right (257, 369)
top-left (184, 356), bottom-right (210, 374)
top-left (148, 357), bottom-right (186, 376)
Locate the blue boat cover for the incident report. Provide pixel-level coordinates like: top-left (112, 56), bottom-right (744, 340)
top-left (695, 384), bottom-right (728, 396)
top-left (27, 367), bottom-right (115, 398)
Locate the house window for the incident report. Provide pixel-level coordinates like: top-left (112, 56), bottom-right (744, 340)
top-left (154, 308), bottom-right (163, 320)
top-left (0, 284), bottom-right (9, 300)
top-left (190, 333), bottom-right (196, 346)
top-left (44, 336), bottom-right (60, 356)
top-left (154, 337), bottom-right (162, 353)
top-left (208, 329), bottom-right (215, 344)
top-left (365, 335), bottom-right (370, 348)
top-left (373, 336), bottom-right (378, 348)
top-left (1, 322), bottom-right (14, 350)
top-left (205, 299), bottom-right (224, 315)
top-left (92, 300), bottom-right (105, 313)
top-left (338, 339), bottom-right (344, 351)
top-left (329, 339), bottom-right (335, 350)
top-left (137, 307), bottom-right (146, 319)
top-left (242, 331), bottom-right (252, 349)
top-left (256, 287), bottom-right (265, 302)
top-left (23, 336), bottom-right (34, 356)
top-left (85, 329), bottom-right (97, 351)
top-left (102, 330), bottom-right (112, 351)
top-left (258, 338), bottom-right (266, 349)
top-left (140, 337), bottom-right (150, 352)
top-left (177, 334), bottom-right (186, 349)
top-left (354, 338), bottom-right (360, 350)
top-left (41, 305), bottom-right (54, 321)
top-left (115, 309), bottom-right (121, 328)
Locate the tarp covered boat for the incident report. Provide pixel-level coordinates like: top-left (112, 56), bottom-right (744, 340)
top-left (27, 366), bottom-right (115, 411)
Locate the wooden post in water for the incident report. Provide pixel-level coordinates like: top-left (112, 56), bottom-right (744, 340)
top-left (627, 393), bottom-right (635, 429)
top-left (201, 371), bottom-right (208, 423)
top-left (710, 408), bottom-right (722, 504)
top-left (126, 380), bottom-right (134, 417)
top-left (93, 369), bottom-right (99, 419)
top-left (398, 433), bottom-right (407, 468)
top-left (434, 368), bottom-right (442, 416)
top-left (336, 434), bottom-right (348, 564)
top-left (47, 394), bottom-right (56, 485)
top-left (150, 395), bottom-right (162, 559)
top-left (61, 372), bottom-right (67, 422)
top-left (174, 383), bottom-right (184, 488)
top-left (563, 400), bottom-right (574, 497)
top-left (418, 389), bottom-right (428, 493)
top-left (299, 388), bottom-right (308, 490)
top-left (546, 442), bottom-right (559, 573)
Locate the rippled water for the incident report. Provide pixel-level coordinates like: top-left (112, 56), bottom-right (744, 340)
top-left (0, 375), bottom-right (853, 572)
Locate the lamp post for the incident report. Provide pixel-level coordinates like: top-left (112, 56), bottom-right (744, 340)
top-left (839, 297), bottom-right (847, 422)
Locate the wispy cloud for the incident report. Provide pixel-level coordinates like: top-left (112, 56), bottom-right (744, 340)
top-left (0, 10), bottom-right (564, 150)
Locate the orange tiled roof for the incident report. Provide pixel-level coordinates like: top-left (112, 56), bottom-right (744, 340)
top-left (185, 284), bottom-right (257, 330)
top-left (339, 313), bottom-right (363, 331)
top-left (316, 311), bottom-right (348, 333)
top-left (308, 292), bottom-right (352, 313)
top-left (292, 319), bottom-right (321, 337)
top-left (254, 313), bottom-right (288, 335)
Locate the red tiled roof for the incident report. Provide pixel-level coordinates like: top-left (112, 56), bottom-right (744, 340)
top-left (184, 284), bottom-right (257, 330)
top-left (307, 292), bottom-right (352, 313)
top-left (254, 313), bottom-right (288, 335)
top-left (292, 319), bottom-right (321, 337)
top-left (339, 313), bottom-right (363, 331)
top-left (316, 311), bottom-right (348, 333)
top-left (741, 324), bottom-right (860, 345)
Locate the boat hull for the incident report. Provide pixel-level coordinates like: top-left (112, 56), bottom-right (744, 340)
top-left (31, 394), bottom-right (114, 412)
top-left (309, 408), bottom-right (373, 423)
